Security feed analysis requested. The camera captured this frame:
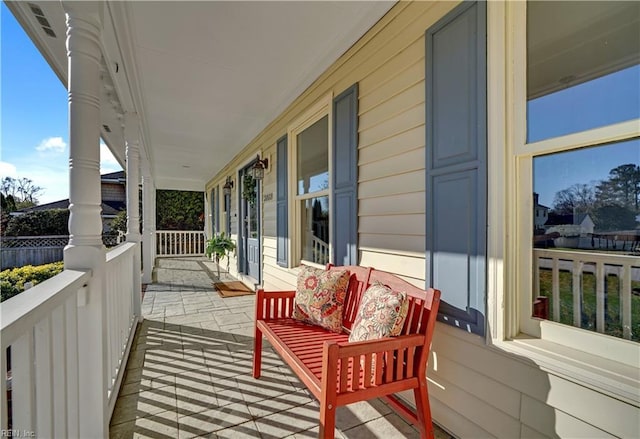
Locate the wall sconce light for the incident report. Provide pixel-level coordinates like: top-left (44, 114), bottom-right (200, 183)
top-left (222, 176), bottom-right (234, 196)
top-left (251, 154), bottom-right (269, 181)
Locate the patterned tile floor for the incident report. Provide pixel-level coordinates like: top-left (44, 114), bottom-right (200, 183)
top-left (109, 257), bottom-right (454, 439)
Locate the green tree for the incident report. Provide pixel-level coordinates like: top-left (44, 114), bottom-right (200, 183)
top-left (156, 190), bottom-right (204, 230)
top-left (1, 193), bottom-right (17, 212)
top-left (595, 164), bottom-right (640, 211)
top-left (592, 205), bottom-right (637, 232)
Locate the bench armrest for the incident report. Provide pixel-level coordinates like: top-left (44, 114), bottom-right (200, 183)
top-left (321, 334), bottom-right (428, 395)
top-left (255, 289), bottom-right (296, 321)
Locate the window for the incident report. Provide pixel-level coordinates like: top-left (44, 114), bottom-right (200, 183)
top-left (292, 112), bottom-right (330, 266)
top-left (516, 1), bottom-right (640, 353)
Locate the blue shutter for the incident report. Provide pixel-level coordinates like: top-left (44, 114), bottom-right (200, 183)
top-left (276, 135), bottom-right (288, 267)
top-left (332, 84), bottom-right (359, 266)
top-left (425, 1), bottom-right (487, 336)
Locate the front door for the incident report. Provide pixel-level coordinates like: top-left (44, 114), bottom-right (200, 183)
top-left (239, 167), bottom-right (260, 282)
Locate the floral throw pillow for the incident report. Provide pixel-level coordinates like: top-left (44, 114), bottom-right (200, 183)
top-left (292, 266), bottom-right (350, 333)
top-left (349, 281), bottom-right (409, 343)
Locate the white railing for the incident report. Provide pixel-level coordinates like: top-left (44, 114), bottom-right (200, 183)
top-left (534, 249), bottom-right (640, 340)
top-left (1, 242), bottom-right (140, 435)
top-left (156, 230), bottom-right (206, 256)
top-left (311, 235), bottom-right (330, 266)
top-left (1, 269), bottom-right (91, 437)
top-left (105, 242), bottom-right (139, 415)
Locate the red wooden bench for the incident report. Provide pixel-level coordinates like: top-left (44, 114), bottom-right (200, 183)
top-left (253, 264), bottom-right (441, 438)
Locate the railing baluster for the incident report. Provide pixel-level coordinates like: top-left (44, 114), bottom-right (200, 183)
top-left (65, 295), bottom-right (79, 438)
top-left (572, 260), bottom-right (582, 328)
top-left (596, 262), bottom-right (606, 333)
top-left (12, 332), bottom-right (35, 432)
top-left (52, 306), bottom-right (68, 437)
top-left (621, 264), bottom-right (632, 340)
top-left (0, 346), bottom-right (7, 430)
top-left (35, 317), bottom-right (53, 437)
top-left (552, 258), bottom-right (560, 322)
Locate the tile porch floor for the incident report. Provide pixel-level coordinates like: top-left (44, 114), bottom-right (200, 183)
top-left (109, 257), bottom-right (453, 439)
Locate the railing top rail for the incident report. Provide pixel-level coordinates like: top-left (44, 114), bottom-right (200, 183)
top-left (534, 248), bottom-right (640, 265)
top-left (156, 230), bottom-right (205, 233)
top-left (106, 241), bottom-right (137, 263)
top-left (0, 268), bottom-right (91, 346)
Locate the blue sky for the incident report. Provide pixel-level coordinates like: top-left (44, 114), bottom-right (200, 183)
top-left (530, 64), bottom-right (640, 208)
top-left (1, 4), bottom-right (121, 205)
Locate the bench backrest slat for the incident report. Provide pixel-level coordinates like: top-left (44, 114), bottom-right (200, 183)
top-left (328, 265), bottom-right (372, 331)
top-left (327, 264), bottom-right (439, 341)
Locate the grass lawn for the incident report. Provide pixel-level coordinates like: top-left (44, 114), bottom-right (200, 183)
top-left (538, 269), bottom-right (640, 342)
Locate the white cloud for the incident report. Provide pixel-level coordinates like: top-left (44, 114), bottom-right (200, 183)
top-left (0, 161), bottom-right (18, 179)
top-left (100, 142), bottom-right (122, 173)
top-left (36, 136), bottom-right (67, 153)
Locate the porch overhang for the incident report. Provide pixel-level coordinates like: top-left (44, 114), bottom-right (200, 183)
top-left (6, 0), bottom-right (394, 191)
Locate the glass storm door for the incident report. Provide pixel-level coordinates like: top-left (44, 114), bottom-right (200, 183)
top-left (240, 169), bottom-right (260, 281)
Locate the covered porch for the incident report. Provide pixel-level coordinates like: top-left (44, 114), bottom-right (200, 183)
top-left (3, 1), bottom-right (639, 438)
top-left (109, 257), bottom-right (450, 438)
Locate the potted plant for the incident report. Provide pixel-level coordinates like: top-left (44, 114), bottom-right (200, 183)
top-left (205, 232), bottom-right (236, 277)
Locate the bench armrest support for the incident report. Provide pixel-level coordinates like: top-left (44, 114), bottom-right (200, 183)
top-left (255, 289), bottom-right (297, 321)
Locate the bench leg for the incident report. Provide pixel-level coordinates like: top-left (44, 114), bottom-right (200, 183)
top-left (414, 380), bottom-right (434, 439)
top-left (253, 326), bottom-right (262, 378)
top-left (319, 402), bottom-right (336, 439)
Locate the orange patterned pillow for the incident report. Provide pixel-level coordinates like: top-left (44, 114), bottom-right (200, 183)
top-left (349, 281), bottom-right (409, 342)
top-left (292, 266), bottom-right (350, 333)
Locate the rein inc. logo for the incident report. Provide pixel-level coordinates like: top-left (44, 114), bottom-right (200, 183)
top-left (1, 430), bottom-right (35, 438)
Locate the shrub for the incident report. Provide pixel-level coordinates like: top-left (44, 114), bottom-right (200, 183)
top-left (0, 261), bottom-right (64, 302)
top-left (156, 190), bottom-right (204, 230)
top-left (108, 209), bottom-right (128, 235)
top-left (4, 209), bottom-right (69, 236)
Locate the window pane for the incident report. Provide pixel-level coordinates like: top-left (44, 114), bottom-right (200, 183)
top-left (532, 140), bottom-right (640, 341)
top-left (527, 1), bottom-right (640, 142)
top-left (297, 116), bottom-right (329, 195)
top-left (300, 196), bottom-right (329, 265)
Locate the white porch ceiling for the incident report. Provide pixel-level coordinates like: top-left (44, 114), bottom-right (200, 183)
top-left (8, 1), bottom-right (395, 191)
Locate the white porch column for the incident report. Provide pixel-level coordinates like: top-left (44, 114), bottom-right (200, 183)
top-left (142, 167), bottom-right (156, 284)
top-left (62, 1), bottom-right (107, 437)
top-left (125, 113), bottom-right (142, 317)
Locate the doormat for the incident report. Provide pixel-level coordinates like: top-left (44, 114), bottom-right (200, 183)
top-left (213, 281), bottom-right (255, 298)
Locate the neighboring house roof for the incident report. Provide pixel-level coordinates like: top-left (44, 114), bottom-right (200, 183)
top-left (102, 200), bottom-right (126, 216)
top-left (101, 170), bottom-right (126, 183)
top-left (20, 199), bottom-right (70, 212)
top-left (545, 213), bottom-right (594, 227)
top-left (574, 213), bottom-right (590, 225)
top-left (545, 213), bottom-right (573, 226)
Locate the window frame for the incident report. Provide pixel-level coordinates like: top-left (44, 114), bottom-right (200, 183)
top-left (496, 1), bottom-right (640, 372)
top-left (287, 93), bottom-right (333, 268)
